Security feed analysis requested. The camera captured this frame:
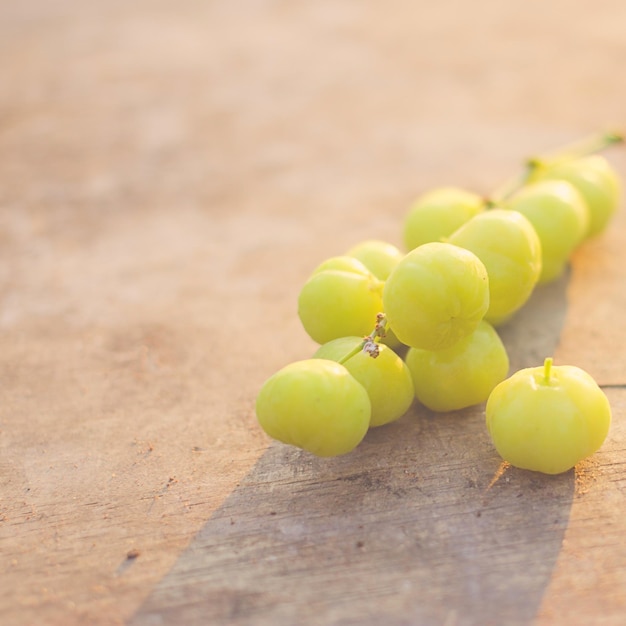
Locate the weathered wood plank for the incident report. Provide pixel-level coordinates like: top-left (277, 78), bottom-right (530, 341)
top-left (1, 1), bottom-right (626, 625)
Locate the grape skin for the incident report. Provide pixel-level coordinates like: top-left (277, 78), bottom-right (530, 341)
top-left (403, 187), bottom-right (485, 251)
top-left (383, 241), bottom-right (490, 351)
top-left (298, 269), bottom-right (384, 345)
top-left (314, 336), bottom-right (414, 427)
top-left (531, 154), bottom-right (621, 238)
top-left (486, 363), bottom-right (612, 474)
top-left (256, 359), bottom-right (371, 457)
top-left (504, 180), bottom-right (589, 284)
top-left (405, 320), bottom-right (509, 412)
top-left (448, 209), bottom-right (542, 326)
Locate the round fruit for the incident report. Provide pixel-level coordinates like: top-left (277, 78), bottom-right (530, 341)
top-left (405, 320), bottom-right (509, 412)
top-left (314, 336), bottom-right (414, 427)
top-left (531, 154), bottom-right (621, 238)
top-left (486, 358), bottom-right (611, 474)
top-left (403, 187), bottom-right (485, 251)
top-left (298, 269), bottom-right (384, 344)
top-left (505, 179), bottom-right (589, 284)
top-left (448, 209), bottom-right (542, 326)
top-left (256, 359), bottom-right (371, 457)
top-left (382, 241), bottom-right (489, 351)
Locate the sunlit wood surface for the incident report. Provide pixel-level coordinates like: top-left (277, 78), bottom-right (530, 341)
top-left (2, 2), bottom-right (626, 624)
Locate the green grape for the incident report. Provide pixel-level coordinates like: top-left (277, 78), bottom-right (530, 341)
top-left (448, 209), bottom-right (542, 326)
top-left (504, 180), bottom-right (589, 284)
top-left (345, 240), bottom-right (404, 280)
top-left (403, 187), bottom-right (485, 251)
top-left (486, 358), bottom-right (611, 474)
top-left (382, 241), bottom-right (489, 351)
top-left (314, 337), bottom-right (414, 427)
top-left (530, 154), bottom-right (621, 238)
top-left (311, 255), bottom-right (373, 276)
top-left (256, 359), bottom-right (371, 457)
top-left (298, 270), bottom-right (384, 344)
top-left (405, 320), bottom-right (509, 412)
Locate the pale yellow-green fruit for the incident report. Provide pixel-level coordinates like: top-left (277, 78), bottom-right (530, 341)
top-left (298, 269), bottom-right (384, 345)
top-left (403, 187), bottom-right (485, 251)
top-left (504, 180), bottom-right (589, 284)
top-left (345, 240), bottom-right (404, 281)
top-left (256, 359), bottom-right (371, 457)
top-left (486, 358), bottom-right (611, 474)
top-left (314, 337), bottom-right (414, 427)
top-left (448, 209), bottom-right (542, 326)
top-left (382, 241), bottom-right (490, 351)
top-left (405, 320), bottom-right (509, 412)
top-left (530, 154), bottom-right (621, 238)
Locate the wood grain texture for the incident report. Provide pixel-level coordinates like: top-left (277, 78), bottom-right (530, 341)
top-left (1, 1), bottom-right (626, 625)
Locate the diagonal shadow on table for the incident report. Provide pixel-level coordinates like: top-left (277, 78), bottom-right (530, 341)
top-left (131, 270), bottom-right (574, 626)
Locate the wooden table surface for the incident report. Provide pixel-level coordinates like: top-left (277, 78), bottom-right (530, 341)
top-left (2, 1), bottom-right (626, 624)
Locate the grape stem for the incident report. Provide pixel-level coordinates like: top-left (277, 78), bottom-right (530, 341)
top-left (338, 313), bottom-right (387, 364)
top-left (527, 130), bottom-right (623, 170)
top-left (487, 162), bottom-right (535, 207)
top-left (487, 130), bottom-right (623, 206)
top-left (544, 357), bottom-right (553, 383)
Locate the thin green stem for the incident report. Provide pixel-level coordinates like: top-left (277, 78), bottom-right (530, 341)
top-left (529, 130), bottom-right (623, 170)
top-left (488, 130), bottom-right (623, 207)
top-left (337, 342), bottom-right (366, 365)
top-left (488, 162), bottom-right (536, 206)
top-left (543, 357), bottom-right (553, 383)
top-left (337, 313), bottom-right (388, 364)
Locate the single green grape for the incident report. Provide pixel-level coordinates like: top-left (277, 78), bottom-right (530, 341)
top-left (403, 187), bottom-right (485, 251)
top-left (314, 336), bottom-right (414, 427)
top-left (298, 269), bottom-right (384, 345)
top-left (448, 209), bottom-right (542, 326)
top-left (382, 241), bottom-right (489, 351)
top-left (405, 320), bottom-right (509, 412)
top-left (307, 254), bottom-right (403, 349)
top-left (345, 239), bottom-right (404, 280)
top-left (504, 180), bottom-right (589, 284)
top-left (256, 359), bottom-right (371, 457)
top-left (486, 358), bottom-right (611, 474)
top-left (530, 154), bottom-right (621, 238)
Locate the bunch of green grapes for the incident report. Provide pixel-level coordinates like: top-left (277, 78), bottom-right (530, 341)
top-left (255, 131), bottom-right (622, 464)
